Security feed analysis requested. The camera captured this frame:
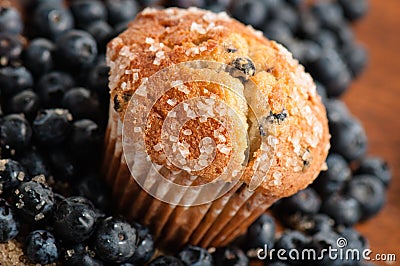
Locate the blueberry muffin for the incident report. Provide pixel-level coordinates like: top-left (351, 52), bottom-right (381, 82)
top-left (104, 7), bottom-right (330, 249)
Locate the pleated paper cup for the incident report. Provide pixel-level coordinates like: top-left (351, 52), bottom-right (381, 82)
top-left (103, 106), bottom-right (279, 250)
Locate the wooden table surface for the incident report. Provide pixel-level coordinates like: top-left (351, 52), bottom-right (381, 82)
top-left (344, 0), bottom-right (400, 264)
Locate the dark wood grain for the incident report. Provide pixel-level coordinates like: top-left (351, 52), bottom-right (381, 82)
top-left (344, 0), bottom-right (400, 264)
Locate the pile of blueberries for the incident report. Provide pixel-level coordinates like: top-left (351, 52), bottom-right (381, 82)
top-left (0, 0), bottom-right (391, 265)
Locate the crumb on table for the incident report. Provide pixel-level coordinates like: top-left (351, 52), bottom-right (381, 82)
top-left (0, 240), bottom-right (58, 266)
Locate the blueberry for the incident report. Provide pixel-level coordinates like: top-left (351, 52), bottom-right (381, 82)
top-left (315, 81), bottom-right (327, 104)
top-left (311, 1), bottom-right (344, 29)
top-left (285, 40), bottom-right (322, 65)
top-left (86, 62), bottom-right (109, 92)
top-left (75, 173), bottom-right (110, 211)
top-left (113, 21), bottom-right (130, 36)
top-left (267, 262), bottom-right (291, 266)
top-left (244, 214), bottom-right (275, 251)
top-left (330, 22), bottom-right (355, 47)
top-left (6, 90), bottom-right (41, 121)
top-left (231, 0), bottom-right (269, 29)
top-left (205, 2), bottom-right (228, 13)
top-left (63, 243), bottom-right (104, 266)
top-left (330, 116), bottom-right (367, 162)
top-left (321, 193), bottom-right (362, 226)
top-left (312, 29), bottom-right (338, 50)
top-left (231, 57), bottom-right (256, 78)
top-left (177, 246), bottom-right (213, 266)
top-left (0, 114), bottom-right (32, 152)
top-left (275, 187), bottom-right (321, 217)
top-left (263, 20), bottom-right (293, 47)
top-left (0, 33), bottom-right (23, 66)
top-left (0, 159), bottom-right (28, 195)
top-left (338, 0), bottom-right (369, 22)
top-left (313, 153), bottom-right (351, 197)
top-left (310, 230), bottom-right (342, 266)
top-left (0, 198), bottom-right (19, 242)
top-left (54, 196), bottom-right (98, 243)
top-left (297, 10), bottom-right (321, 39)
top-left (274, 230), bottom-right (309, 265)
top-left (84, 20), bottom-right (114, 52)
top-left (93, 216), bottom-right (137, 263)
top-left (62, 87), bottom-right (101, 121)
top-left (286, 0), bottom-right (304, 7)
top-left (94, 53), bottom-right (106, 64)
top-left (299, 40), bottom-right (322, 65)
top-left (53, 192), bottom-right (66, 205)
top-left (275, 230), bottom-right (309, 250)
top-left (128, 222), bottom-right (155, 264)
top-left (341, 42), bottom-right (368, 78)
top-left (16, 148), bottom-right (51, 177)
top-left (268, 2), bottom-right (299, 33)
top-left (264, 0), bottom-right (286, 12)
top-left (105, 0), bottom-right (139, 26)
top-left (70, 0), bottom-right (107, 28)
top-left (337, 227), bottom-right (368, 265)
top-left (33, 3), bottom-right (74, 40)
top-left (26, 230), bottom-right (59, 264)
top-left (283, 39), bottom-right (305, 62)
top-left (35, 71), bottom-right (75, 107)
top-left (86, 62), bottom-right (110, 106)
top-left (31, 0), bottom-right (64, 8)
top-left (0, 6), bottom-right (23, 34)
top-left (308, 48), bottom-right (351, 98)
top-left (167, 0), bottom-right (206, 8)
top-left (213, 246), bottom-right (249, 266)
top-left (355, 156), bottom-right (391, 187)
top-left (0, 66), bottom-right (34, 96)
top-left (204, 0), bottom-right (232, 7)
top-left (139, 0), bottom-right (164, 7)
top-left (56, 30), bottom-right (98, 69)
top-left (291, 213), bottom-right (335, 235)
top-left (324, 99), bottom-right (351, 125)
top-left (347, 175), bottom-right (386, 220)
top-left (149, 255), bottom-right (185, 266)
top-left (14, 179), bottom-right (55, 222)
top-left (69, 119), bottom-right (102, 160)
top-left (33, 109), bottom-right (72, 146)
top-left (47, 148), bottom-right (79, 181)
top-left (360, 262), bottom-right (378, 266)
top-left (23, 38), bottom-right (56, 77)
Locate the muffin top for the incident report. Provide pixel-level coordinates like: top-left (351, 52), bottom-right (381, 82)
top-left (107, 7), bottom-right (330, 198)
